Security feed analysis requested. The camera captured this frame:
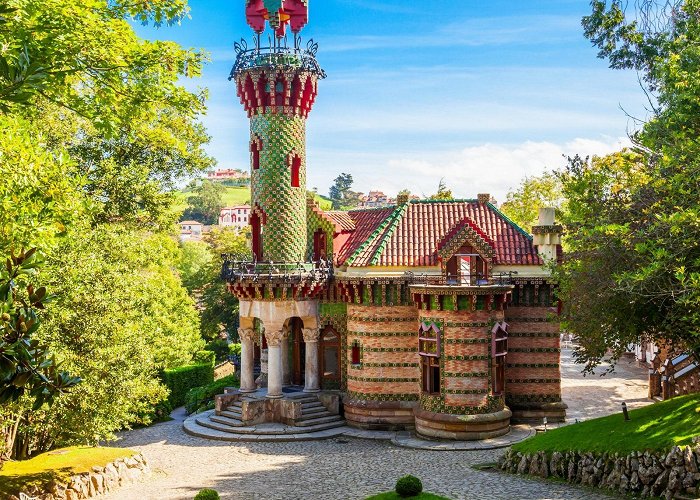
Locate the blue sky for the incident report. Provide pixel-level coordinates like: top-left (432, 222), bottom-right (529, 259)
top-left (136, 0), bottom-right (648, 202)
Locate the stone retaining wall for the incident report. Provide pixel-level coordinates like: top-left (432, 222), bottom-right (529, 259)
top-left (500, 441), bottom-right (700, 499)
top-left (9, 453), bottom-right (149, 500)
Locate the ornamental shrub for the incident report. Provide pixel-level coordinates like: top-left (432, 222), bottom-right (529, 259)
top-left (204, 339), bottom-right (230, 362)
top-left (161, 363), bottom-right (214, 408)
top-left (194, 350), bottom-right (216, 366)
top-left (185, 374), bottom-right (240, 414)
top-left (395, 475), bottom-right (423, 498)
top-left (194, 489), bottom-right (220, 500)
top-left (229, 343), bottom-right (242, 357)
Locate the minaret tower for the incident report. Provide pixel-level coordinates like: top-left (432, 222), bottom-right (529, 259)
top-left (225, 1), bottom-right (330, 402)
top-left (231, 0), bottom-right (325, 262)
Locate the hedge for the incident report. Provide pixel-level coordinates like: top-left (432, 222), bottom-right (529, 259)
top-left (161, 363), bottom-right (214, 408)
top-left (185, 374), bottom-right (240, 414)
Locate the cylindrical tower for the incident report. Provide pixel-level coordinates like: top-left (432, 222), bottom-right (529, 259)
top-left (231, 0), bottom-right (325, 262)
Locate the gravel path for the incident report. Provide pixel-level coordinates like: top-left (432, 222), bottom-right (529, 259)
top-left (102, 348), bottom-right (650, 500)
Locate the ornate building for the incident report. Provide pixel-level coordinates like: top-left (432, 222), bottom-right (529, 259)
top-left (204, 0), bottom-right (566, 441)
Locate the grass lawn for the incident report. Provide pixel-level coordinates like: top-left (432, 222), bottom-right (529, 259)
top-left (174, 186), bottom-right (334, 216)
top-left (366, 493), bottom-right (451, 500)
top-left (0, 446), bottom-right (136, 497)
top-left (513, 393), bottom-right (700, 455)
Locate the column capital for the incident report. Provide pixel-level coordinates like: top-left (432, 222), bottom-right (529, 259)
top-left (238, 328), bottom-right (258, 343)
top-left (303, 327), bottom-right (320, 343)
top-left (265, 329), bottom-right (285, 347)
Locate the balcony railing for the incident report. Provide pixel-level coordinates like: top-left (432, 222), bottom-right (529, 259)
top-left (221, 256), bottom-right (334, 285)
top-left (404, 271), bottom-right (517, 288)
top-left (229, 36), bottom-right (326, 79)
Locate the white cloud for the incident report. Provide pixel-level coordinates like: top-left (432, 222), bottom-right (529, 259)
top-left (309, 137), bottom-right (631, 202)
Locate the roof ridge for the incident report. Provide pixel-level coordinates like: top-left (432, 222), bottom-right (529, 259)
top-left (368, 203), bottom-right (410, 266)
top-left (485, 202), bottom-right (533, 241)
top-left (410, 198), bottom-right (479, 204)
top-left (347, 205), bottom-right (396, 213)
top-left (345, 205), bottom-right (404, 266)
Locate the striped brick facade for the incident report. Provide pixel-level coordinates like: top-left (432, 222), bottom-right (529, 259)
top-left (344, 304), bottom-right (419, 429)
top-left (504, 305), bottom-right (566, 421)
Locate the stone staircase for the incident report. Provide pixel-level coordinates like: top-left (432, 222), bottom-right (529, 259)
top-left (184, 393), bottom-right (347, 442)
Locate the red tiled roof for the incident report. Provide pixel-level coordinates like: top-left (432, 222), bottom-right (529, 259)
top-left (326, 211), bottom-right (356, 232)
top-left (331, 201), bottom-right (541, 267)
top-left (334, 207), bottom-right (395, 264)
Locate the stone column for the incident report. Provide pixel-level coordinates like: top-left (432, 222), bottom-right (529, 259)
top-left (281, 325), bottom-right (291, 385)
top-left (238, 327), bottom-right (258, 393)
top-left (265, 328), bottom-right (285, 399)
top-left (303, 328), bottom-right (321, 393)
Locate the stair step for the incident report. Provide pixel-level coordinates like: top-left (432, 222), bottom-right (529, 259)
top-left (209, 414), bottom-right (246, 427)
top-left (297, 411), bottom-right (333, 421)
top-left (295, 415), bottom-right (344, 427)
top-left (302, 406), bottom-right (327, 415)
top-left (195, 415), bottom-right (346, 435)
top-left (184, 418), bottom-right (347, 442)
top-left (302, 401), bottom-right (323, 409)
top-left (220, 410), bottom-right (243, 419)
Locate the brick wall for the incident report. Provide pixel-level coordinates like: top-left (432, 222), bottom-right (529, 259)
top-left (346, 304), bottom-right (419, 401)
top-left (420, 307), bottom-right (505, 413)
top-left (504, 306), bottom-right (562, 409)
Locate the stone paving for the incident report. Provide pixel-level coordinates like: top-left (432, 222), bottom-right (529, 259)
top-left (102, 348), bottom-right (650, 500)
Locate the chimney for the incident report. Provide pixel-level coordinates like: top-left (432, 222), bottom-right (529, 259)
top-left (532, 207), bottom-right (562, 262)
top-left (477, 193), bottom-right (491, 205)
top-left (396, 192), bottom-right (410, 205)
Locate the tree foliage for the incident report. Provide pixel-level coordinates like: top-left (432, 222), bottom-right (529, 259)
top-left (178, 227), bottom-right (250, 342)
top-left (501, 172), bottom-right (565, 233)
top-left (329, 173), bottom-right (361, 210)
top-left (559, 0), bottom-right (700, 370)
top-left (183, 180), bottom-right (226, 225)
top-left (0, 0), bottom-right (215, 459)
top-left (428, 178), bottom-right (453, 201)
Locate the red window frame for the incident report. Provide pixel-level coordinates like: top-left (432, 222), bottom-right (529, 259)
top-left (351, 342), bottom-right (361, 366)
top-left (291, 154), bottom-right (301, 188)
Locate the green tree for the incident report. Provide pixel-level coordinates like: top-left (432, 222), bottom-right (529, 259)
top-left (0, 250), bottom-right (80, 464)
top-left (501, 172), bottom-right (564, 233)
top-left (183, 180), bottom-right (226, 225)
top-left (429, 178), bottom-right (453, 200)
top-left (557, 0), bottom-right (700, 370)
top-left (8, 226), bottom-right (204, 455)
top-left (329, 173), bottom-right (361, 210)
top-left (178, 227), bottom-right (250, 342)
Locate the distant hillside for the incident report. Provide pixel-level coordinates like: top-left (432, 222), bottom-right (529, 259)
top-left (174, 186), bottom-right (333, 220)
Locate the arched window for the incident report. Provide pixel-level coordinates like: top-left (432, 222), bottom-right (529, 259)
top-left (290, 154), bottom-right (301, 188)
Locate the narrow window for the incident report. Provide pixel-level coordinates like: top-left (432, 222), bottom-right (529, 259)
top-left (419, 321), bottom-right (441, 394)
top-left (291, 154), bottom-right (301, 188)
top-left (351, 341), bottom-right (361, 366)
top-left (491, 322), bottom-right (508, 395)
top-left (321, 328), bottom-right (340, 383)
top-left (313, 229), bottom-right (327, 261)
top-left (251, 213), bottom-right (263, 260)
top-left (251, 140), bottom-right (261, 171)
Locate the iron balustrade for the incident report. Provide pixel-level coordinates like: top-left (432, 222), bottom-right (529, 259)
top-left (221, 256), bottom-right (334, 285)
top-left (404, 271), bottom-right (517, 288)
top-left (229, 35), bottom-right (326, 79)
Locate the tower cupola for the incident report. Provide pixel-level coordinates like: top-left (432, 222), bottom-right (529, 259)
top-left (231, 0), bottom-right (325, 263)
